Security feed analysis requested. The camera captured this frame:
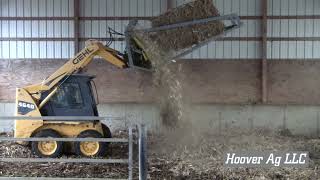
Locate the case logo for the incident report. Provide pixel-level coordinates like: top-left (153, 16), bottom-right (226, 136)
top-left (17, 101), bottom-right (35, 115)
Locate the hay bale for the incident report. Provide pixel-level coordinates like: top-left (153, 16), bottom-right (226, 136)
top-left (148, 0), bottom-right (225, 51)
top-left (152, 0), bottom-right (221, 26)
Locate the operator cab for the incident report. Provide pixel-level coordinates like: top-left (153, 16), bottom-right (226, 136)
top-left (40, 74), bottom-right (99, 117)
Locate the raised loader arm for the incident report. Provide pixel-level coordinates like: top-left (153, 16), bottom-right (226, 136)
top-left (23, 41), bottom-right (128, 107)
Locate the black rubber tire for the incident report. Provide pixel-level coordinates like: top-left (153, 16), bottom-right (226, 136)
top-left (101, 123), bottom-right (112, 138)
top-left (74, 130), bottom-right (107, 157)
top-left (31, 129), bottom-right (63, 158)
top-left (101, 124), bottom-right (112, 156)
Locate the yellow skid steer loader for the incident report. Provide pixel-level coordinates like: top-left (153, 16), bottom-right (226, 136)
top-left (15, 4), bottom-right (240, 157)
top-left (15, 40), bottom-right (142, 158)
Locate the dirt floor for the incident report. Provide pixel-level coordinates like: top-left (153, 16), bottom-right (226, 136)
top-left (0, 129), bottom-right (320, 179)
top-left (148, 128), bottom-right (320, 179)
top-left (0, 131), bottom-right (133, 179)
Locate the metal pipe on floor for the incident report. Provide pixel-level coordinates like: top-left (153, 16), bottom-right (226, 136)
top-left (128, 126), bottom-right (133, 180)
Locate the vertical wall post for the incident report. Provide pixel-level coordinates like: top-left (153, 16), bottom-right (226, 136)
top-left (74, 0), bottom-right (80, 53)
top-left (261, 0), bottom-right (268, 103)
top-left (139, 124), bottom-right (147, 180)
top-left (167, 0), bottom-right (173, 9)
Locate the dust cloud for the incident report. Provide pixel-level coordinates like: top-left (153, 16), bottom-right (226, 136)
top-left (130, 0), bottom-right (224, 151)
top-left (130, 1), bottom-right (320, 179)
top-left (131, 0), bottom-right (224, 130)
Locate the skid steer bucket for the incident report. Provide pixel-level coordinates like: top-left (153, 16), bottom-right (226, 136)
top-left (124, 0), bottom-right (241, 71)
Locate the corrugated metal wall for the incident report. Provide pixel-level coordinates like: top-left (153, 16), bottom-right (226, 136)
top-left (78, 0), bottom-right (167, 51)
top-left (178, 0), bottom-right (262, 59)
top-left (267, 0), bottom-right (320, 59)
top-left (0, 0), bottom-right (75, 59)
top-left (0, 0), bottom-right (319, 60)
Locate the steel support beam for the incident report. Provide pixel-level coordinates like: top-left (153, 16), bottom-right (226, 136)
top-left (1, 37), bottom-right (320, 42)
top-left (261, 0), bottom-right (268, 103)
top-left (0, 15), bottom-right (320, 21)
top-left (2, 58), bottom-right (319, 61)
top-left (268, 15), bottom-right (320, 19)
top-left (74, 0), bottom-right (80, 53)
top-left (167, 0), bottom-right (173, 9)
top-left (0, 38), bottom-right (74, 41)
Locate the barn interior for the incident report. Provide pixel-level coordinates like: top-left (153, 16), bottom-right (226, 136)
top-left (0, 0), bottom-right (320, 179)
